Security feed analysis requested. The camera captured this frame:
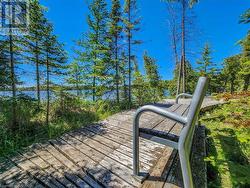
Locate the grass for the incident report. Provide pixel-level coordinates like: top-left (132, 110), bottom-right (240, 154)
top-left (0, 93), bottom-right (130, 156)
top-left (200, 95), bottom-right (250, 188)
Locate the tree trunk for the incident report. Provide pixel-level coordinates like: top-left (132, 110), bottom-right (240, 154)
top-left (9, 27), bottom-right (17, 130)
top-left (230, 79), bottom-right (234, 94)
top-left (35, 39), bottom-right (40, 107)
top-left (181, 0), bottom-right (186, 93)
top-left (93, 75), bottom-right (96, 102)
top-left (177, 62), bottom-right (182, 95)
top-left (128, 0), bottom-right (132, 107)
top-left (46, 52), bottom-right (50, 126)
top-left (115, 35), bottom-right (119, 103)
top-left (243, 75), bottom-right (249, 91)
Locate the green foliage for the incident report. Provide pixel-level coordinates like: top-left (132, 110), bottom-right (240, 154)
top-left (132, 52), bottom-right (165, 105)
top-left (239, 32), bottom-right (250, 91)
top-left (0, 41), bottom-right (10, 89)
top-left (124, 0), bottom-right (142, 103)
top-left (143, 51), bottom-right (164, 102)
top-left (222, 55), bottom-right (241, 93)
top-left (168, 61), bottom-right (198, 96)
top-left (197, 43), bottom-right (215, 76)
top-left (108, 0), bottom-right (123, 103)
top-left (133, 71), bottom-right (148, 105)
top-left (66, 61), bottom-right (85, 96)
top-left (239, 8), bottom-right (250, 24)
top-left (75, 0), bottom-right (110, 101)
top-left (0, 93), bottom-right (129, 156)
top-left (201, 96), bottom-right (250, 187)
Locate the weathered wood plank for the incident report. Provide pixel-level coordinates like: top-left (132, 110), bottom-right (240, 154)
top-left (7, 152), bottom-right (62, 188)
top-left (71, 127), bottom-right (155, 163)
top-left (105, 104), bottom-right (181, 132)
top-left (84, 125), bottom-right (165, 158)
top-left (67, 132), bottom-right (151, 171)
top-left (31, 143), bottom-right (91, 188)
top-left (0, 158), bottom-right (40, 188)
top-left (0, 98), bottom-right (217, 187)
top-left (59, 134), bottom-right (142, 187)
top-left (142, 104), bottom-right (190, 188)
top-left (20, 147), bottom-right (77, 188)
top-left (50, 138), bottom-right (133, 187)
top-left (40, 143), bottom-right (100, 188)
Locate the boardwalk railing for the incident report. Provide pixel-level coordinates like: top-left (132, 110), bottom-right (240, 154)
top-left (133, 77), bottom-right (208, 188)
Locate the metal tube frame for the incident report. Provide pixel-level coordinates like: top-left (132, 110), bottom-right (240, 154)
top-left (133, 77), bottom-right (208, 188)
top-left (176, 93), bottom-right (193, 104)
top-left (133, 105), bottom-right (187, 175)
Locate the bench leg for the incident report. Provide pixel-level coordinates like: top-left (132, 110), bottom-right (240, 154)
top-left (133, 122), bottom-right (139, 176)
top-left (133, 120), bottom-right (149, 182)
top-left (179, 149), bottom-right (194, 188)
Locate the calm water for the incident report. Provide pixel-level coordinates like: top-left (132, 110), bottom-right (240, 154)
top-left (0, 90), bottom-right (116, 101)
top-left (0, 89), bottom-right (169, 101)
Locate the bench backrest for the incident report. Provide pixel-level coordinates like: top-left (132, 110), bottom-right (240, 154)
top-left (179, 77), bottom-right (208, 156)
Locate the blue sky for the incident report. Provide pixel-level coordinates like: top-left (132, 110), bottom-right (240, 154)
top-left (35, 0), bottom-right (250, 83)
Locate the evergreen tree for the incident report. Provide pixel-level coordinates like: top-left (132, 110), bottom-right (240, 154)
top-left (239, 8), bottom-right (250, 24)
top-left (168, 61), bottom-right (197, 95)
top-left (124, 0), bottom-right (141, 105)
top-left (132, 57), bottom-right (147, 105)
top-left (0, 40), bottom-right (11, 89)
top-left (120, 52), bottom-right (129, 100)
top-left (67, 61), bottom-right (84, 97)
top-left (43, 23), bottom-right (66, 126)
top-left (239, 32), bottom-right (250, 91)
top-left (108, 0), bottom-right (122, 103)
top-left (222, 55), bottom-right (241, 94)
top-left (197, 43), bottom-right (214, 76)
top-left (197, 43), bottom-right (217, 93)
top-left (239, 9), bottom-right (250, 91)
top-left (26, 0), bottom-right (47, 107)
top-left (2, 19), bottom-right (25, 129)
top-left (76, 0), bottom-right (109, 101)
top-left (143, 51), bottom-right (163, 102)
top-left (133, 70), bottom-right (147, 106)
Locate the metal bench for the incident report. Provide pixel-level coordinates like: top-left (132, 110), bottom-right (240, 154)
top-left (132, 77), bottom-right (208, 188)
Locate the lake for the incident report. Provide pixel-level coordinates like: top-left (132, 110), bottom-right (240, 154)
top-left (0, 89), bottom-right (169, 101)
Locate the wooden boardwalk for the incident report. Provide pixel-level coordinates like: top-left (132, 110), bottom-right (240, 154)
top-left (0, 98), bottom-right (223, 188)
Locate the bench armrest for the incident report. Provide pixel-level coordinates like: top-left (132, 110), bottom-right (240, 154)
top-left (134, 105), bottom-right (187, 126)
top-left (176, 93), bottom-right (193, 104)
top-left (133, 104), bottom-right (187, 176)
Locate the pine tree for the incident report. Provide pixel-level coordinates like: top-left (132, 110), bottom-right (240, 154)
top-left (240, 32), bottom-right (250, 91)
top-left (120, 52), bottom-right (129, 100)
top-left (239, 8), bottom-right (250, 24)
top-left (76, 0), bottom-right (109, 101)
top-left (133, 57), bottom-right (147, 105)
top-left (0, 40), bottom-right (11, 89)
top-left (197, 43), bottom-right (217, 93)
top-left (239, 8), bottom-right (250, 91)
top-left (197, 43), bottom-right (214, 76)
top-left (143, 51), bottom-right (163, 102)
top-left (2, 17), bottom-right (24, 129)
top-left (223, 55), bottom-right (241, 94)
top-left (133, 70), bottom-right (147, 106)
top-left (26, 0), bottom-right (47, 107)
top-left (43, 22), bottom-right (66, 126)
top-left (124, 0), bottom-right (141, 105)
top-left (108, 0), bottom-right (122, 103)
top-left (67, 61), bottom-right (84, 97)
